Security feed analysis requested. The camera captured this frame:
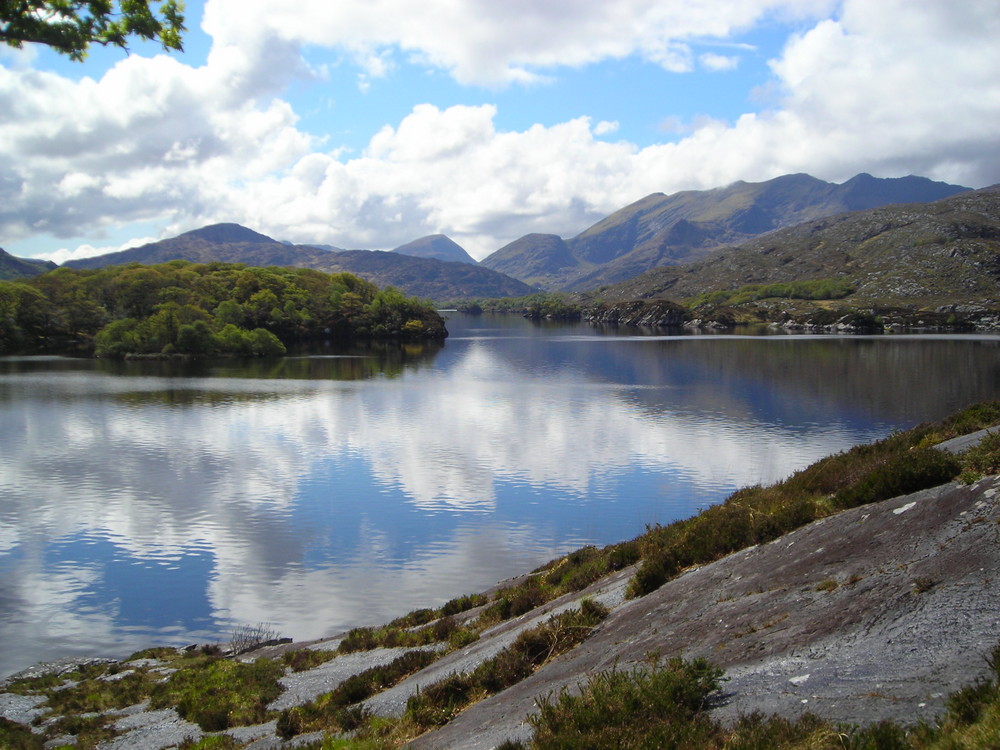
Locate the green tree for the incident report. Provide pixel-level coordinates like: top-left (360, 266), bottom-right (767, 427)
top-left (1, 0), bottom-right (185, 61)
top-left (175, 320), bottom-right (216, 355)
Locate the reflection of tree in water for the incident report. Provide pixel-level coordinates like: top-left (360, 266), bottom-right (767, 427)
top-left (94, 340), bottom-right (447, 406)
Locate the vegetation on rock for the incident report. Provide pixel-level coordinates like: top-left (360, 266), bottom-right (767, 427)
top-left (449, 293), bottom-right (582, 319)
top-left (583, 185), bottom-right (1000, 329)
top-left (481, 173), bottom-right (969, 292)
top-left (500, 643), bottom-right (1000, 749)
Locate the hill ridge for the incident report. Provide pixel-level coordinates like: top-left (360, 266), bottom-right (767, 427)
top-left (481, 173), bottom-right (969, 291)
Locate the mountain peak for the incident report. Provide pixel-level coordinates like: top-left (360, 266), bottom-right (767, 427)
top-left (180, 223), bottom-right (277, 244)
top-left (393, 235), bottom-right (477, 265)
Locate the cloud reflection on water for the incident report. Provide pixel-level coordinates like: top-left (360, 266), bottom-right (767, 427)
top-left (4, 329), bottom-right (997, 676)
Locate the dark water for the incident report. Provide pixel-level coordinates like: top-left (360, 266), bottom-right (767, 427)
top-left (1, 315), bottom-right (998, 677)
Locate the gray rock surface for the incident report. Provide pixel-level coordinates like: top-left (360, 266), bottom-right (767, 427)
top-left (270, 646), bottom-right (439, 711)
top-left (0, 692), bottom-right (47, 725)
top-left (407, 474), bottom-right (1000, 749)
top-left (936, 426), bottom-right (997, 454)
top-left (101, 705), bottom-right (203, 749)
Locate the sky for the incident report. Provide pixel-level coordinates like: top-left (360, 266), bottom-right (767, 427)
top-left (1, 0), bottom-right (999, 264)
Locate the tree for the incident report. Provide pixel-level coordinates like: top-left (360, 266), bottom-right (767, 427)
top-left (1, 0), bottom-right (185, 61)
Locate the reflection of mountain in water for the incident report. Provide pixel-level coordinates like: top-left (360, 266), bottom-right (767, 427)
top-left (471, 330), bottom-right (1000, 427)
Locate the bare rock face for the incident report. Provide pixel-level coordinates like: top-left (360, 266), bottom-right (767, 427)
top-left (584, 299), bottom-right (687, 327)
top-left (406, 473), bottom-right (1000, 749)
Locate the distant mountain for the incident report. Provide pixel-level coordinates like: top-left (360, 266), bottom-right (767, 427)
top-left (588, 184), bottom-right (1000, 312)
top-left (393, 235), bottom-right (478, 265)
top-left (317, 251), bottom-right (532, 299)
top-left (0, 249), bottom-right (57, 280)
top-left (63, 224), bottom-right (334, 270)
top-left (62, 223), bottom-right (531, 300)
top-left (482, 173), bottom-right (970, 291)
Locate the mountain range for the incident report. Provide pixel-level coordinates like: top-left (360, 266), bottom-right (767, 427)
top-left (2, 173), bottom-right (989, 306)
top-left (591, 184), bottom-right (1000, 315)
top-left (59, 225), bottom-right (533, 300)
top-left (480, 173), bottom-right (970, 291)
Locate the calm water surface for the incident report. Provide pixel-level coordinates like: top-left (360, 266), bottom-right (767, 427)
top-left (2, 315), bottom-right (999, 677)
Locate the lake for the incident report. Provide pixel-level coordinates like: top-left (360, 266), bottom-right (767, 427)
top-left (2, 314), bottom-right (999, 678)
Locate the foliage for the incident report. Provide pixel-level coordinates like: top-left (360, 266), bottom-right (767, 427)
top-left (0, 0), bottom-right (185, 60)
top-left (276, 650), bottom-right (438, 738)
top-left (42, 663), bottom-right (156, 715)
top-left (0, 717), bottom-right (44, 749)
top-left (149, 656), bottom-right (285, 730)
top-left (283, 646), bottom-right (340, 673)
top-left (405, 600), bottom-right (609, 731)
top-left (0, 261), bottom-right (447, 357)
top-left (504, 641), bottom-right (1000, 750)
top-left (440, 592), bottom-right (489, 616)
top-left (336, 613), bottom-right (478, 655)
top-left (957, 430), bottom-right (1000, 483)
top-left (452, 293), bottom-right (582, 319)
top-left (525, 657), bottom-right (724, 749)
top-left (689, 278), bottom-right (855, 309)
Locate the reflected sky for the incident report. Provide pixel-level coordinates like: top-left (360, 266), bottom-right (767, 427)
top-left (2, 316), bottom-right (999, 677)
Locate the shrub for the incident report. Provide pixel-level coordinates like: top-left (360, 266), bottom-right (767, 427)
top-left (526, 657), bottom-right (724, 748)
top-left (957, 430), bottom-right (1000, 483)
top-left (229, 622), bottom-right (280, 655)
top-left (150, 657), bottom-right (284, 730)
top-left (441, 593), bottom-right (488, 616)
top-left (407, 602), bottom-right (609, 732)
top-left (277, 650), bottom-right (436, 737)
top-left (283, 647), bottom-right (339, 673)
top-left (832, 448), bottom-right (959, 509)
top-left (626, 414), bottom-right (974, 598)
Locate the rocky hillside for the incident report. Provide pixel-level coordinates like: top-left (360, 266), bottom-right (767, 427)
top-left (587, 184), bottom-right (1000, 322)
top-left (481, 173), bottom-right (969, 291)
top-left (61, 224), bottom-right (532, 300)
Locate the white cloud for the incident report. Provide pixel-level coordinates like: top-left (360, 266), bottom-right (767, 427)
top-left (36, 236), bottom-right (159, 265)
top-left (3, 0), bottom-right (1000, 262)
top-left (202, 0), bottom-right (825, 86)
top-left (700, 52), bottom-right (740, 71)
top-left (594, 120), bottom-right (620, 136)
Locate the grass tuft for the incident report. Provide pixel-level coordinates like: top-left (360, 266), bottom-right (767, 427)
top-left (150, 656), bottom-right (285, 731)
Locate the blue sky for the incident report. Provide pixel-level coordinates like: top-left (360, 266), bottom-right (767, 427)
top-left (2, 0), bottom-right (999, 262)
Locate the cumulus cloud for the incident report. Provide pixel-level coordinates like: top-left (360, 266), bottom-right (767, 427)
top-left (202, 0), bottom-right (825, 86)
top-left (36, 236), bottom-right (159, 265)
top-left (2, 0), bottom-right (999, 262)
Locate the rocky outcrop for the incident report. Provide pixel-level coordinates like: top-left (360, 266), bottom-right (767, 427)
top-left (584, 299), bottom-right (687, 327)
